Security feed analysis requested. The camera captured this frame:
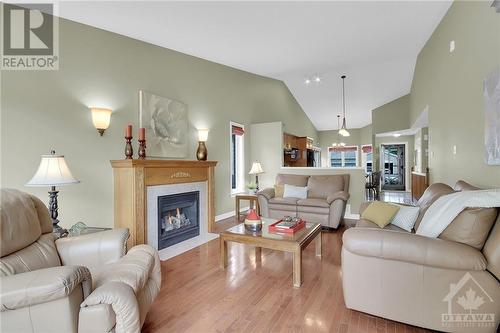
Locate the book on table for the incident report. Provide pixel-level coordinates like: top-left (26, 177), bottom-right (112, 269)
top-left (269, 217), bottom-right (306, 234)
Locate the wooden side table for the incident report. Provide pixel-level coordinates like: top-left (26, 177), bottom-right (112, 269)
top-left (235, 194), bottom-right (259, 221)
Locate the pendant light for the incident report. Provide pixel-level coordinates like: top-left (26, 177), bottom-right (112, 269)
top-left (338, 75), bottom-right (350, 137)
top-left (332, 115), bottom-right (346, 147)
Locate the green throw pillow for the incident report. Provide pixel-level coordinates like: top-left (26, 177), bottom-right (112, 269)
top-left (361, 202), bottom-right (400, 228)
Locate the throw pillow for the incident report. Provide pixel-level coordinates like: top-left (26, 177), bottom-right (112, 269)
top-left (274, 184), bottom-right (285, 197)
top-left (390, 204), bottom-right (420, 232)
top-left (361, 202), bottom-right (400, 228)
top-left (439, 207), bottom-right (498, 249)
top-left (283, 184), bottom-right (308, 199)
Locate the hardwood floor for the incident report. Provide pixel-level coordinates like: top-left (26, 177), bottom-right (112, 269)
top-left (143, 217), bottom-right (430, 333)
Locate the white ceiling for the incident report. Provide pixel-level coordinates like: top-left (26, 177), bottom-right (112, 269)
top-left (56, 1), bottom-right (452, 130)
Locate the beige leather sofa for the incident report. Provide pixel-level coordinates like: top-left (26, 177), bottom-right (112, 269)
top-left (342, 181), bottom-right (500, 332)
top-left (258, 174), bottom-right (350, 228)
top-left (0, 189), bottom-right (161, 333)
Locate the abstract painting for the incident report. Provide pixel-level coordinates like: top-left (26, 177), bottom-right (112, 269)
top-left (484, 68), bottom-right (500, 165)
top-left (139, 90), bottom-right (188, 158)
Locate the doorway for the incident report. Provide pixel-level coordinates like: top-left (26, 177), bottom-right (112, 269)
top-left (381, 144), bottom-right (406, 191)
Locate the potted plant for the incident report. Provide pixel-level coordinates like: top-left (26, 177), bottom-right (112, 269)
top-left (247, 182), bottom-right (258, 194)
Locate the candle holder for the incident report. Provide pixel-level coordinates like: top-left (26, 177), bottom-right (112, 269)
top-left (125, 136), bottom-right (133, 159)
top-left (138, 139), bottom-right (146, 159)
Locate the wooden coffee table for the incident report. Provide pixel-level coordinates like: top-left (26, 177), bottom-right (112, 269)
top-left (219, 218), bottom-right (322, 287)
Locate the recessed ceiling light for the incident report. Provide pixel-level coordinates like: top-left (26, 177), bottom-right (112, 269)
top-left (393, 133), bottom-right (401, 137)
top-left (314, 76), bottom-right (321, 83)
top-left (305, 78), bottom-right (311, 85)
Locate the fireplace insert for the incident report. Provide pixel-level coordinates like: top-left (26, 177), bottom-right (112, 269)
top-left (157, 191), bottom-right (200, 250)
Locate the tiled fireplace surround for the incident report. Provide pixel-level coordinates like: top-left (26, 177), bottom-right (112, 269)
top-left (147, 181), bottom-right (218, 260)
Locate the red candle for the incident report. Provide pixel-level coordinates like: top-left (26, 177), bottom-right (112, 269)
top-left (139, 127), bottom-right (145, 141)
top-left (125, 124), bottom-right (132, 138)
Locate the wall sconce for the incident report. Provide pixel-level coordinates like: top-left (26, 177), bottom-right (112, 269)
top-left (90, 107), bottom-right (112, 136)
top-left (196, 129), bottom-right (209, 161)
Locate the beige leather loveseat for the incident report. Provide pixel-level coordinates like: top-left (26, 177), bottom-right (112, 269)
top-left (342, 181), bottom-right (500, 332)
top-left (0, 189), bottom-right (161, 333)
top-left (258, 174), bottom-right (350, 228)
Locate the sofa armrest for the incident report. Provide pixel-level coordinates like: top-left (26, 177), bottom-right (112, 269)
top-left (93, 244), bottom-right (161, 293)
top-left (81, 282), bottom-right (140, 333)
top-left (257, 188), bottom-right (275, 200)
top-left (56, 228), bottom-right (129, 273)
top-left (1, 266), bottom-right (91, 311)
top-left (327, 191), bottom-right (350, 204)
top-left (342, 228), bottom-right (487, 271)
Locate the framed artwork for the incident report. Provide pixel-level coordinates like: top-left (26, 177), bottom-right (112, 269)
top-left (139, 90), bottom-right (188, 158)
top-left (484, 68), bottom-right (500, 165)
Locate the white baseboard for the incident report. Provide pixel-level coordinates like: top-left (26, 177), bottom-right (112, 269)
top-left (215, 206), bottom-right (250, 222)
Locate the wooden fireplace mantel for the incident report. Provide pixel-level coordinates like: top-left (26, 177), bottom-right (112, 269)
top-left (110, 159), bottom-right (217, 248)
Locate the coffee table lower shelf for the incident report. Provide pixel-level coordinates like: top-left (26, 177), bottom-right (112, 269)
top-left (219, 220), bottom-right (322, 288)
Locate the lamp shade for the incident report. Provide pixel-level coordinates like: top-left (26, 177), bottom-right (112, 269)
top-left (198, 129), bottom-right (209, 142)
top-left (249, 162), bottom-right (264, 175)
top-left (91, 108), bottom-right (112, 130)
top-left (26, 153), bottom-right (80, 187)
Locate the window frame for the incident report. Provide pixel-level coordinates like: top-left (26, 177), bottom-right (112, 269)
top-left (329, 146), bottom-right (359, 168)
top-left (229, 121), bottom-right (245, 195)
top-left (361, 144), bottom-right (373, 173)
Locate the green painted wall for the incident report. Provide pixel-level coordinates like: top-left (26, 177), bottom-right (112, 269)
top-left (372, 94), bottom-right (410, 135)
top-left (410, 1), bottom-right (500, 187)
top-left (1, 18), bottom-right (317, 228)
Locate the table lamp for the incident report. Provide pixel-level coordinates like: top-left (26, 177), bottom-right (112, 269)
top-left (249, 162), bottom-right (264, 191)
top-left (26, 150), bottom-right (80, 236)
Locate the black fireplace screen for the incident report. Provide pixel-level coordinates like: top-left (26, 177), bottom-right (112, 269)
top-left (157, 191), bottom-right (200, 250)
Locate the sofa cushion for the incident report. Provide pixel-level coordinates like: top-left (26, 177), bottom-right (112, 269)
top-left (307, 175), bottom-right (344, 199)
top-left (356, 219), bottom-right (410, 233)
top-left (269, 197), bottom-right (298, 205)
top-left (275, 174), bottom-right (309, 187)
top-left (0, 233), bottom-right (61, 276)
top-left (269, 197), bottom-right (298, 211)
top-left (361, 202), bottom-right (400, 228)
top-left (483, 213), bottom-right (500, 280)
top-left (297, 198), bottom-right (330, 215)
top-left (439, 207), bottom-right (498, 249)
top-left (1, 189), bottom-right (43, 257)
top-left (454, 180), bottom-right (480, 191)
top-left (297, 198), bottom-right (330, 208)
top-left (414, 183), bottom-right (455, 230)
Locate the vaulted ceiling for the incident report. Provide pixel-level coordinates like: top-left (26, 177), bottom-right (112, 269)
top-left (57, 1), bottom-right (452, 130)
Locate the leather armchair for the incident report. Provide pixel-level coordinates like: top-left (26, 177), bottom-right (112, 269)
top-left (0, 189), bottom-right (161, 333)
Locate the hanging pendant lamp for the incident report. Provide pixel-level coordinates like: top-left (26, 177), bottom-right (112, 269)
top-left (332, 115), bottom-right (346, 147)
top-left (339, 75), bottom-right (350, 137)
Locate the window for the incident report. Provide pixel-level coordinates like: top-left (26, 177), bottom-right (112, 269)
top-left (361, 145), bottom-right (373, 172)
top-left (329, 146), bottom-right (359, 167)
top-left (230, 122), bottom-right (245, 194)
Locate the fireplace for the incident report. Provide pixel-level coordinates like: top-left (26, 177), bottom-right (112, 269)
top-left (146, 179), bottom-right (218, 260)
top-left (157, 191), bottom-right (200, 250)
